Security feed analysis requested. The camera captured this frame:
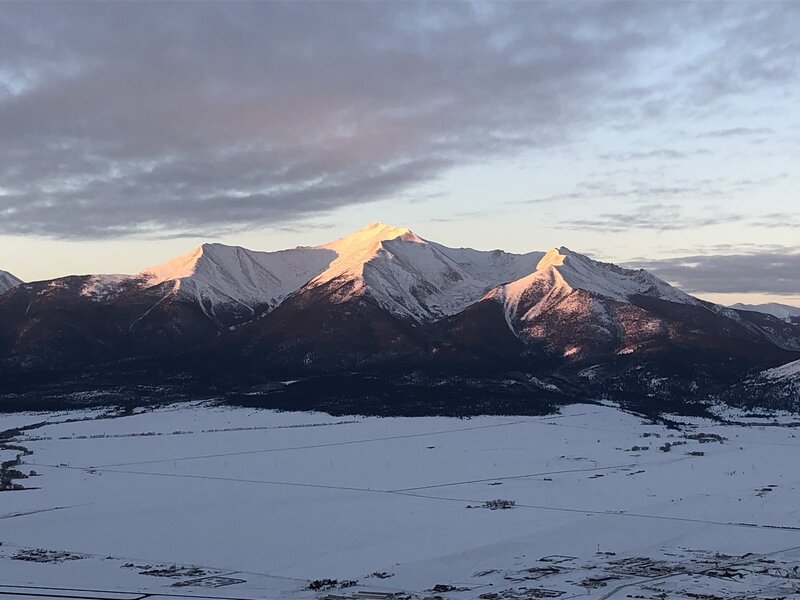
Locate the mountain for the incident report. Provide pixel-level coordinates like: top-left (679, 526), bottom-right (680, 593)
top-left (730, 302), bottom-right (800, 324)
top-left (203, 239), bottom-right (799, 411)
top-left (0, 270), bottom-right (22, 295)
top-left (0, 223), bottom-right (542, 367)
top-left (723, 358), bottom-right (800, 411)
top-left (185, 223), bottom-right (546, 372)
top-left (304, 222), bottom-right (543, 321)
top-left (485, 247), bottom-right (698, 360)
top-left (468, 247), bottom-right (800, 367)
top-left (73, 241), bottom-right (339, 327)
top-left (0, 223), bottom-right (798, 414)
top-left (0, 241), bottom-right (339, 366)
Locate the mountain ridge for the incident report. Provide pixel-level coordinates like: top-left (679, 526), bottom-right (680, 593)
top-left (1, 223), bottom-right (798, 414)
top-left (730, 302), bottom-right (800, 323)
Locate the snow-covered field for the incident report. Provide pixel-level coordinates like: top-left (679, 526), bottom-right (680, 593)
top-left (2, 402), bottom-right (799, 599)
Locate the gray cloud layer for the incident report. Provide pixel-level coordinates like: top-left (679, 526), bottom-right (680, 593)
top-left (629, 251), bottom-right (800, 295)
top-left (1, 1), bottom-right (798, 239)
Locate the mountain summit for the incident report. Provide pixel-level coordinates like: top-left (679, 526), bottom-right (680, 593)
top-left (304, 222), bottom-right (542, 320)
top-left (135, 242), bottom-right (336, 322)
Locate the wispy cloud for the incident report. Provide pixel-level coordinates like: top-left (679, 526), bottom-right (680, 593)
top-left (696, 127), bottom-right (773, 139)
top-left (523, 173), bottom-right (789, 206)
top-left (557, 203), bottom-right (743, 233)
top-left (751, 213), bottom-right (800, 229)
top-left (598, 148), bottom-right (710, 161)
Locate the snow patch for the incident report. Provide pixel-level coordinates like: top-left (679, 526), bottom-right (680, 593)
top-left (761, 358), bottom-right (800, 381)
top-left (80, 274), bottom-right (129, 301)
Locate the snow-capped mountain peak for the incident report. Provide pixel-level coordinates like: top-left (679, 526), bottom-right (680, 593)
top-left (134, 242), bottom-right (335, 319)
top-left (0, 269), bottom-right (23, 294)
top-left (535, 246), bottom-right (577, 270)
top-left (487, 247), bottom-right (703, 357)
top-left (500, 246), bottom-right (696, 309)
top-left (299, 222), bottom-right (543, 321)
top-left (312, 222), bottom-right (424, 286)
top-left (322, 222), bottom-right (422, 253)
top-left (336, 221), bottom-right (421, 244)
top-left (140, 244), bottom-right (205, 287)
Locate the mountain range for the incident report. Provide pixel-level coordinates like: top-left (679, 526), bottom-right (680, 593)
top-left (1, 223), bottom-right (798, 414)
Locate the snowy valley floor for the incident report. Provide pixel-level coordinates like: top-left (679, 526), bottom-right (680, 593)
top-left (1, 402), bottom-right (799, 600)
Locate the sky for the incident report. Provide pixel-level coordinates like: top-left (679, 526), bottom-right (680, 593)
top-left (0, 1), bottom-right (798, 306)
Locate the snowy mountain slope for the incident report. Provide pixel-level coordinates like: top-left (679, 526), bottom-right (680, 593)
top-left (489, 247), bottom-right (695, 330)
top-left (0, 270), bottom-right (22, 294)
top-left (762, 358), bottom-right (800, 381)
top-left (56, 247), bottom-right (332, 337)
top-left (730, 302), bottom-right (800, 323)
top-left (430, 243), bottom-right (544, 283)
top-left (723, 357), bottom-right (800, 410)
top-left (481, 247), bottom-right (798, 362)
top-left (714, 303), bottom-right (800, 353)
top-left (303, 222), bottom-right (543, 321)
top-left (495, 247), bottom-right (696, 317)
top-left (68, 243), bottom-right (338, 330)
top-left (136, 243), bottom-right (337, 321)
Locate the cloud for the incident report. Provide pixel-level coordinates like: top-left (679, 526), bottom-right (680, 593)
top-left (629, 242), bottom-right (800, 259)
top-left (523, 172), bottom-right (791, 207)
top-left (628, 251), bottom-right (800, 296)
top-left (751, 213), bottom-right (800, 229)
top-left (557, 203), bottom-right (743, 233)
top-left (696, 127), bottom-right (773, 139)
top-left (0, 1), bottom-right (798, 239)
top-left (427, 210), bottom-right (488, 224)
top-left (597, 148), bottom-right (710, 161)
top-left (678, 4), bottom-right (800, 108)
top-left (557, 201), bottom-right (799, 234)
